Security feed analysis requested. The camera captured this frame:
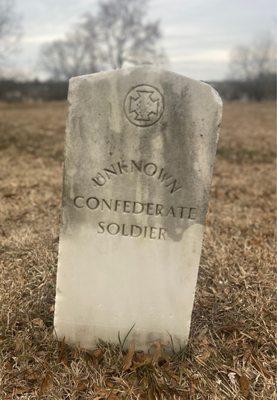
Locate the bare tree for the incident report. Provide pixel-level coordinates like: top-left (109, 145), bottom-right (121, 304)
top-left (40, 18), bottom-right (99, 81)
top-left (228, 33), bottom-right (276, 100)
top-left (40, 0), bottom-right (165, 79)
top-left (0, 0), bottom-right (21, 65)
top-left (92, 0), bottom-right (163, 69)
top-left (229, 34), bottom-right (275, 80)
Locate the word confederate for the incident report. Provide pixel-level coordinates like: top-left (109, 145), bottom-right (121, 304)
top-left (73, 196), bottom-right (197, 220)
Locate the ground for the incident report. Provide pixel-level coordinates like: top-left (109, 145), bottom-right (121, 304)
top-left (0, 101), bottom-right (275, 399)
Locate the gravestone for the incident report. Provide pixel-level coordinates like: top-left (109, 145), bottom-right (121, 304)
top-left (54, 66), bottom-right (222, 351)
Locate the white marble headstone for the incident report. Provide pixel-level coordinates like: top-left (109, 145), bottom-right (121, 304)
top-left (54, 67), bottom-right (222, 351)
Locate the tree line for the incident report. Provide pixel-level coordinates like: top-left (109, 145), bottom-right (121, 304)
top-left (0, 0), bottom-right (275, 101)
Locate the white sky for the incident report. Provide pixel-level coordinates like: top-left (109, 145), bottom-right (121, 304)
top-left (9, 0), bottom-right (276, 81)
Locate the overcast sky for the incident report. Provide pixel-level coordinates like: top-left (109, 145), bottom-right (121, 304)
top-left (9, 0), bottom-right (276, 81)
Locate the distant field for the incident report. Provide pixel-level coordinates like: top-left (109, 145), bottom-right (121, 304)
top-left (0, 101), bottom-right (275, 399)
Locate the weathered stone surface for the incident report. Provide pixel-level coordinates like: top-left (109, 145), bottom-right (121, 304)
top-left (54, 66), bottom-right (222, 351)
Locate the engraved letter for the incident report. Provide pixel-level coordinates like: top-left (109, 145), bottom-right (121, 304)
top-left (166, 206), bottom-right (176, 217)
top-left (158, 228), bottom-right (166, 240)
top-left (131, 225), bottom-right (142, 237)
top-left (123, 200), bottom-right (131, 213)
top-left (101, 198), bottom-right (112, 210)
top-left (165, 179), bottom-right (182, 194)
top-left (155, 204), bottom-right (164, 216)
top-left (131, 160), bottom-right (142, 173)
top-left (104, 164), bottom-right (118, 179)
top-left (114, 199), bottom-right (122, 212)
top-left (117, 161), bottom-right (129, 174)
top-left (149, 227), bottom-right (157, 239)
top-left (92, 173), bottom-right (106, 186)
top-left (177, 206), bottom-right (189, 219)
top-left (107, 223), bottom-right (120, 235)
top-left (121, 224), bottom-right (129, 236)
top-left (87, 197), bottom-right (100, 210)
top-left (157, 168), bottom-right (172, 183)
top-left (133, 201), bottom-right (144, 214)
top-left (74, 196), bottom-right (85, 208)
top-left (97, 221), bottom-right (105, 234)
top-left (146, 203), bottom-right (155, 215)
top-left (189, 208), bottom-right (197, 220)
top-left (144, 162), bottom-right (158, 176)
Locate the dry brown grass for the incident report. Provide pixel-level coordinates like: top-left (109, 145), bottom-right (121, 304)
top-left (0, 101), bottom-right (276, 399)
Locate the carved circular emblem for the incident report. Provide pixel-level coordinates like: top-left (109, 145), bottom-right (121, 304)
top-left (124, 84), bottom-right (164, 127)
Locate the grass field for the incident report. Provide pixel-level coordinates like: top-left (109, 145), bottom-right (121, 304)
top-left (0, 101), bottom-right (275, 399)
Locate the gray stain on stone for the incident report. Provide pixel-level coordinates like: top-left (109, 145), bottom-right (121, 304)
top-left (61, 67), bottom-right (221, 242)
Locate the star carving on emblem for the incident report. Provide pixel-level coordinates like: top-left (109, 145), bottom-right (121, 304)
top-left (124, 84), bottom-right (164, 127)
top-left (128, 90), bottom-right (160, 122)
